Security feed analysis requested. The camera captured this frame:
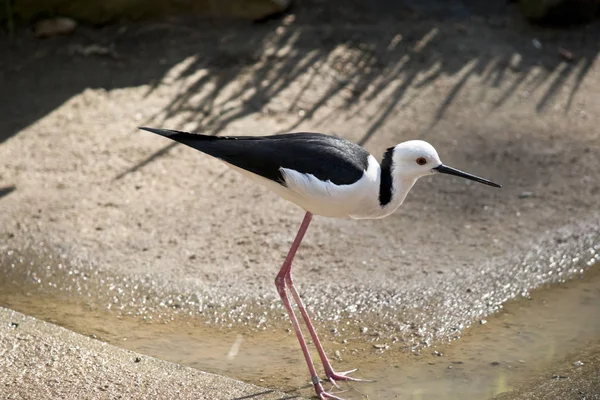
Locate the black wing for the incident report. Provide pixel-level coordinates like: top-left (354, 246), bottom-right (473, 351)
top-left (139, 128), bottom-right (371, 186)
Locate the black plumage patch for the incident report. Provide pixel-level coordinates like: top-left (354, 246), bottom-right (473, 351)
top-left (140, 128), bottom-right (371, 186)
top-left (378, 147), bottom-right (394, 206)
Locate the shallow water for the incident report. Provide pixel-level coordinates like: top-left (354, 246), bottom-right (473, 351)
top-left (1, 257), bottom-right (599, 399)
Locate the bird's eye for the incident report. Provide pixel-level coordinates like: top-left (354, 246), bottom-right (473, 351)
top-left (416, 157), bottom-right (427, 165)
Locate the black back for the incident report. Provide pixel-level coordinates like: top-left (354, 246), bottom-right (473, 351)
top-left (140, 128), bottom-right (371, 186)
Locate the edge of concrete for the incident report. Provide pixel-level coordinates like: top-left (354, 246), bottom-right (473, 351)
top-left (0, 307), bottom-right (302, 400)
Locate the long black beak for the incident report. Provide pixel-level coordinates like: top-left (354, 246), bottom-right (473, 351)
top-left (434, 164), bottom-right (502, 188)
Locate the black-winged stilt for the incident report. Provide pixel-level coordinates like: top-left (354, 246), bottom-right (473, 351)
top-left (140, 127), bottom-right (501, 399)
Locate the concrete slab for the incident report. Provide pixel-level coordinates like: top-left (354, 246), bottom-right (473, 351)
top-left (0, 307), bottom-right (300, 400)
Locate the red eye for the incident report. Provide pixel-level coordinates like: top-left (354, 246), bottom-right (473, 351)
top-left (416, 157), bottom-right (427, 165)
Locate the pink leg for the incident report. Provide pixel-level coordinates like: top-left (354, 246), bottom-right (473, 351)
top-left (275, 212), bottom-right (344, 400)
top-left (286, 272), bottom-right (364, 387)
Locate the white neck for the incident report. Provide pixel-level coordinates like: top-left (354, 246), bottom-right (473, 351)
top-left (385, 175), bottom-right (417, 215)
top-left (348, 158), bottom-right (417, 220)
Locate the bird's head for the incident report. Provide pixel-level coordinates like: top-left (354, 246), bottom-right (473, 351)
top-left (389, 140), bottom-right (501, 188)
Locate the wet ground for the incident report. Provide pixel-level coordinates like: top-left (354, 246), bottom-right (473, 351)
top-left (494, 342), bottom-right (600, 400)
top-left (1, 249), bottom-right (599, 398)
top-left (1, 0), bottom-right (600, 398)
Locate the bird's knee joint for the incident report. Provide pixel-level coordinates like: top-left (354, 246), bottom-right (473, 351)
top-left (275, 275), bottom-right (286, 288)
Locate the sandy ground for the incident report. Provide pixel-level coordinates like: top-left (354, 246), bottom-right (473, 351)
top-left (1, 0), bottom-right (599, 363)
top-left (0, 307), bottom-right (295, 400)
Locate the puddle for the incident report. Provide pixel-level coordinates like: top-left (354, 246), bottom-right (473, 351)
top-left (1, 260), bottom-right (599, 399)
top-left (357, 264), bottom-right (600, 399)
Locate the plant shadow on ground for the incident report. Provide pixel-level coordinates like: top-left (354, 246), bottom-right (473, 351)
top-left (0, 185), bottom-right (16, 199)
top-left (1, 0), bottom-right (598, 159)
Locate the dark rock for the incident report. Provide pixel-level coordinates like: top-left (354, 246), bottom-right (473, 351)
top-left (518, 0), bottom-right (599, 25)
top-left (34, 17), bottom-right (77, 38)
top-left (558, 48), bottom-right (574, 62)
top-left (13, 0), bottom-right (293, 24)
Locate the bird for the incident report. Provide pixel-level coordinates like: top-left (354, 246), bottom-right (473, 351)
top-left (139, 127), bottom-right (501, 400)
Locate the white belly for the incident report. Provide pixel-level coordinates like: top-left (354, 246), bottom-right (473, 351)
top-left (225, 157), bottom-right (385, 219)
